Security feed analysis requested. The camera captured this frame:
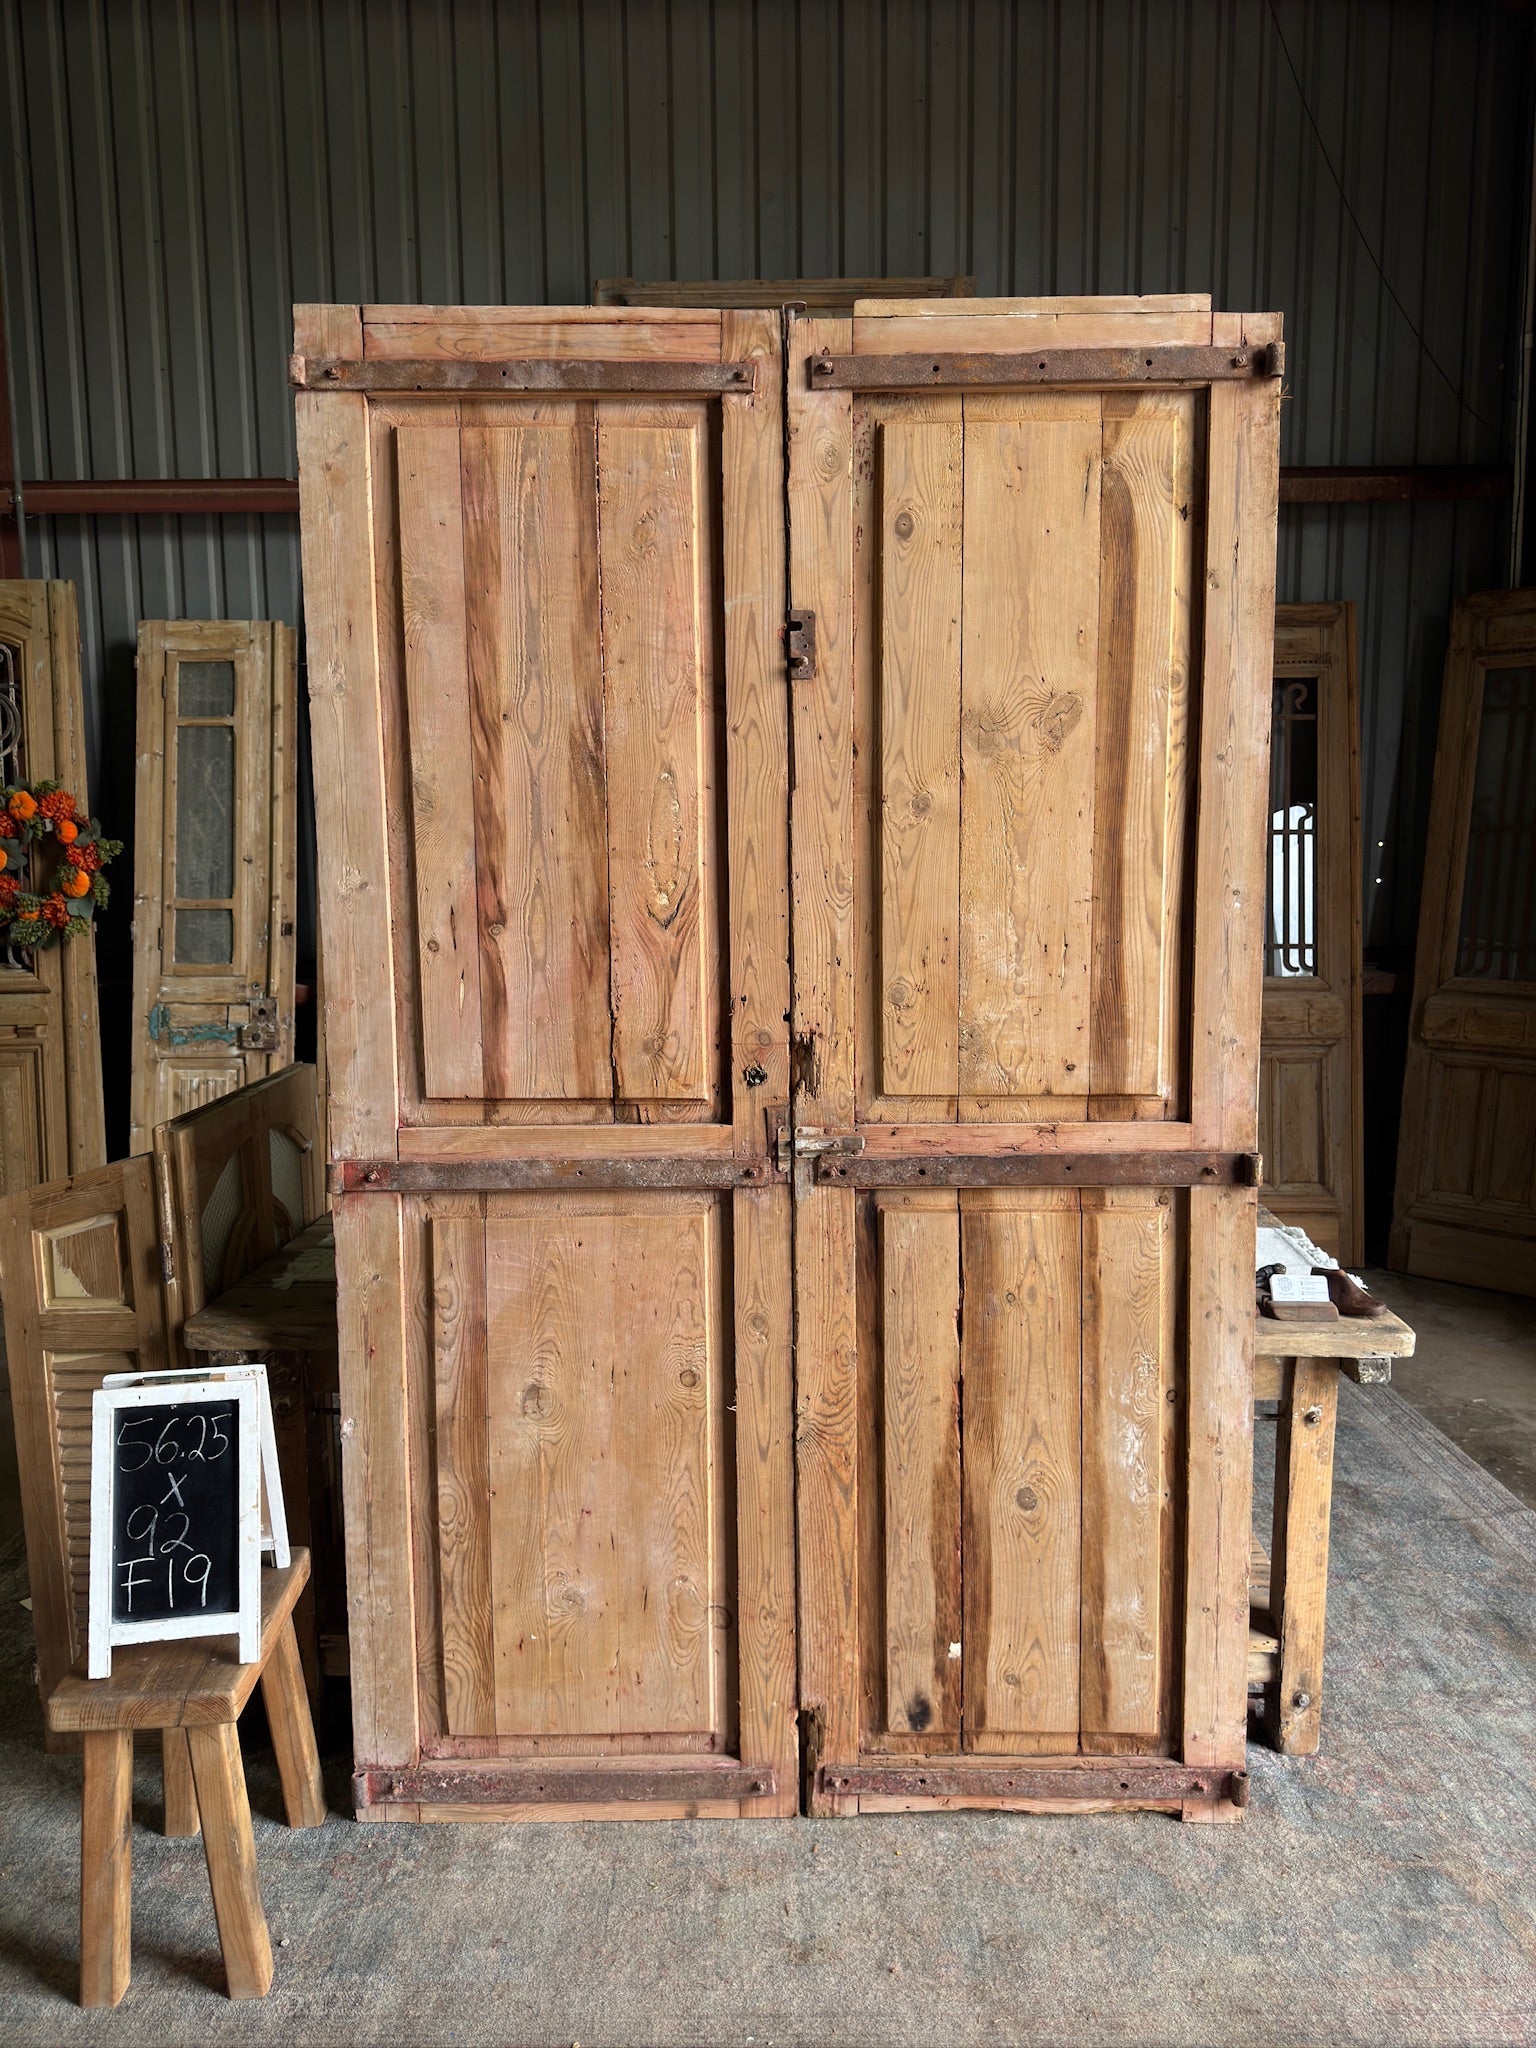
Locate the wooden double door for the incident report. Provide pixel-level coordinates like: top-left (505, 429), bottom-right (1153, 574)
top-left (296, 296), bottom-right (1279, 1822)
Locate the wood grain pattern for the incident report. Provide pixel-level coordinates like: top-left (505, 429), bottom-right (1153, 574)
top-left (1080, 1189), bottom-right (1168, 1737)
top-left (879, 417), bottom-right (962, 1099)
top-left (187, 1721), bottom-right (275, 2000)
top-left (854, 311), bottom-right (1215, 352)
top-left (486, 1205), bottom-right (718, 1739)
top-left (432, 1211), bottom-right (493, 1734)
top-left (961, 1193), bottom-right (1081, 1748)
top-left (398, 424), bottom-right (484, 1099)
top-left (1266, 1356), bottom-right (1338, 1755)
top-left (1090, 395), bottom-right (1189, 1103)
top-left (259, 1617), bottom-right (328, 1827)
top-left (881, 1198), bottom-right (961, 1736)
top-left (959, 399), bottom-right (1101, 1106)
top-left (80, 1730), bottom-right (133, 2007)
top-left (598, 417), bottom-right (710, 1102)
top-left (161, 1726), bottom-right (200, 1837)
top-left (364, 310), bottom-right (723, 360)
top-left (462, 417), bottom-right (611, 1102)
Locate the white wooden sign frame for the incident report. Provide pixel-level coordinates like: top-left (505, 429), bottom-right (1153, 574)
top-left (102, 1362), bottom-right (290, 1566)
top-left (88, 1378), bottom-right (262, 1678)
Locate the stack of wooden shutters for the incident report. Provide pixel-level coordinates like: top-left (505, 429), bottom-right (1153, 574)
top-left (295, 296), bottom-right (1279, 1823)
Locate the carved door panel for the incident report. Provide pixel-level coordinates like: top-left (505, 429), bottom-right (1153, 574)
top-left (297, 303), bottom-right (796, 1818)
top-left (1392, 592), bottom-right (1536, 1294)
top-left (0, 581), bottom-right (105, 1192)
top-left (130, 619), bottom-right (297, 1152)
top-left (786, 297), bottom-right (1279, 1815)
top-left (1259, 605), bottom-right (1363, 1262)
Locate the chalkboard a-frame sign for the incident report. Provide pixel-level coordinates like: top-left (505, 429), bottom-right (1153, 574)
top-left (88, 1379), bottom-right (262, 1678)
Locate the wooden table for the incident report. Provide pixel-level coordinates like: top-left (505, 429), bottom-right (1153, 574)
top-left (183, 1219), bottom-right (346, 1686)
top-left (1249, 1277), bottom-right (1416, 1755)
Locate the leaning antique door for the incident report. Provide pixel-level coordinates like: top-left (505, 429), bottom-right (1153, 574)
top-left (129, 619), bottom-right (298, 1152)
top-left (1391, 590), bottom-right (1536, 1296)
top-left (787, 297), bottom-right (1280, 1817)
top-left (0, 581), bottom-right (105, 1190)
top-left (296, 303), bottom-right (796, 1818)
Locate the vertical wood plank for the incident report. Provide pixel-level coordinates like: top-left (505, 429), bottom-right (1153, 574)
top-left (722, 311), bottom-right (790, 1161)
top-left (461, 417), bottom-right (611, 1102)
top-left (260, 1617), bottom-right (328, 1828)
top-left (959, 399), bottom-right (1101, 1106)
top-left (333, 1192), bottom-right (418, 1767)
top-left (1189, 368), bottom-right (1281, 1148)
top-left (1090, 394), bottom-right (1187, 1101)
top-left (397, 422), bottom-right (484, 1099)
top-left (879, 417), bottom-right (962, 1099)
top-left (161, 1726), bottom-right (200, 1838)
top-left (961, 1193), bottom-right (1082, 1748)
top-left (47, 580), bottom-right (107, 1171)
top-left (1267, 1356), bottom-right (1339, 1756)
top-left (881, 1197), bottom-right (962, 1736)
top-left (79, 1730), bottom-right (132, 2008)
top-left (295, 305), bottom-right (399, 1158)
top-left (788, 315), bottom-right (860, 1809)
top-left (598, 418), bottom-right (710, 1102)
top-left (1080, 1188), bottom-right (1168, 1738)
top-left (431, 1210), bottom-right (493, 1735)
top-left (1182, 1184), bottom-right (1255, 1776)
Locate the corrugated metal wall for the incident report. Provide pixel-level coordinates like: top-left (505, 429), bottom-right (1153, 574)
top-left (2, 0), bottom-right (1531, 970)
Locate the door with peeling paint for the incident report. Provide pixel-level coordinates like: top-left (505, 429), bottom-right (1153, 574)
top-left (786, 296), bottom-right (1280, 1816)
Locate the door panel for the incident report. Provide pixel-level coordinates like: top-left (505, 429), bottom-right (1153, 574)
top-left (1392, 593), bottom-right (1536, 1294)
top-left (792, 300), bottom-right (1277, 1816)
top-left (299, 303), bottom-right (795, 1818)
top-left (130, 620), bottom-right (297, 1153)
top-left (0, 583), bottom-right (106, 1188)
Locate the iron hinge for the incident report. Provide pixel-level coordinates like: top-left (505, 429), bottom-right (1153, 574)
top-left (787, 608), bottom-right (816, 681)
top-left (776, 1126), bottom-right (865, 1174)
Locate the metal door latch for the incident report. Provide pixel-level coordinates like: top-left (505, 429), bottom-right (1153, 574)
top-left (776, 1127), bottom-right (865, 1173)
top-left (786, 609), bottom-right (817, 681)
top-left (237, 997), bottom-right (280, 1052)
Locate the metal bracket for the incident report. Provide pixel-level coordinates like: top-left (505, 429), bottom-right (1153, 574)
top-left (355, 1763), bottom-right (776, 1808)
top-left (776, 1127), bottom-right (866, 1174)
top-left (809, 342), bottom-right (1284, 391)
top-left (816, 1148), bottom-right (1262, 1188)
top-left (819, 1761), bottom-right (1248, 1807)
top-left (237, 997), bottom-right (280, 1053)
top-left (291, 355), bottom-right (755, 396)
top-left (786, 608), bottom-right (817, 681)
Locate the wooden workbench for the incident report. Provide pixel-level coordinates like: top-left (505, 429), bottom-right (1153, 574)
top-left (1249, 1270), bottom-right (1415, 1754)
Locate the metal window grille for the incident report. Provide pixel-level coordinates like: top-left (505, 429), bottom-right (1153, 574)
top-left (1455, 665), bottom-right (1536, 982)
top-left (1265, 676), bottom-right (1319, 978)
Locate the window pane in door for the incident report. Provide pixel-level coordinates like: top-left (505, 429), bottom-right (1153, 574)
top-left (174, 908), bottom-right (234, 964)
top-left (1456, 666), bottom-right (1536, 981)
top-left (1266, 675), bottom-right (1319, 977)
top-left (175, 725), bottom-right (235, 900)
top-left (177, 659), bottom-right (237, 718)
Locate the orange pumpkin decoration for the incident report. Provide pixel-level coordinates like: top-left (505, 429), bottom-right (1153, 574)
top-left (8, 791), bottom-right (37, 822)
top-left (61, 868), bottom-right (91, 899)
top-left (0, 848), bottom-right (9, 874)
top-left (55, 818), bottom-right (78, 844)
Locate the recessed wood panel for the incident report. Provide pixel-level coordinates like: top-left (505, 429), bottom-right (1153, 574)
top-left (1261, 1046), bottom-right (1330, 1195)
top-left (960, 1192), bottom-right (1081, 1748)
top-left (959, 402), bottom-right (1101, 1105)
top-left (478, 1200), bottom-right (721, 1740)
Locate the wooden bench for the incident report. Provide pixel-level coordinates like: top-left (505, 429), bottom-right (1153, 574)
top-left (47, 1554), bottom-right (325, 2006)
top-left (1249, 1308), bottom-right (1416, 1753)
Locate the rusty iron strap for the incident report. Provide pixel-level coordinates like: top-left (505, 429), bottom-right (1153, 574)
top-left (332, 1157), bottom-right (778, 1194)
top-left (291, 354), bottom-right (755, 395)
top-left (816, 1149), bottom-right (1262, 1188)
top-left (808, 342), bottom-right (1283, 390)
top-left (356, 1764), bottom-right (776, 1806)
top-left (822, 1762), bottom-right (1248, 1806)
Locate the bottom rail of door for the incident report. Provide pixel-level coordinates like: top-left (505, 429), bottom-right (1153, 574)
top-left (820, 1761), bottom-right (1247, 1807)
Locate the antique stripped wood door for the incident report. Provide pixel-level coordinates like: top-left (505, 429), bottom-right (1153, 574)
top-left (787, 297), bottom-right (1280, 1818)
top-left (1391, 590), bottom-right (1536, 1296)
top-left (296, 303), bottom-right (796, 1819)
top-left (129, 620), bottom-right (298, 1153)
top-left (0, 582), bottom-right (105, 1191)
top-left (1259, 604), bottom-right (1363, 1263)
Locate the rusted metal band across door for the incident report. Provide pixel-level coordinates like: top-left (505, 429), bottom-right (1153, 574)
top-left (356, 1764), bottom-right (777, 1806)
top-left (808, 343), bottom-right (1283, 389)
top-left (815, 1149), bottom-right (1262, 1187)
top-left (290, 355), bottom-right (756, 395)
top-left (821, 1763), bottom-right (1248, 1805)
top-left (331, 1157), bottom-right (781, 1194)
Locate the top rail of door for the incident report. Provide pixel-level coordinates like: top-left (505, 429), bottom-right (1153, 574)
top-left (806, 343), bottom-right (1283, 390)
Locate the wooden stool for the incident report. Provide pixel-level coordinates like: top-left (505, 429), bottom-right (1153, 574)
top-left (46, 1552), bottom-right (326, 2007)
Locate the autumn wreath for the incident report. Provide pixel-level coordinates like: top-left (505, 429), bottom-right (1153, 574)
top-left (0, 782), bottom-right (122, 947)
